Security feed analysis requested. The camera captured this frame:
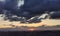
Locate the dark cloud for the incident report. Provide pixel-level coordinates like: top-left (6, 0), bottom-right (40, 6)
top-left (50, 12), bottom-right (60, 19)
top-left (0, 0), bottom-right (60, 23)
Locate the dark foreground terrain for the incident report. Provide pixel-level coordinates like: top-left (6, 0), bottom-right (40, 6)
top-left (0, 30), bottom-right (60, 36)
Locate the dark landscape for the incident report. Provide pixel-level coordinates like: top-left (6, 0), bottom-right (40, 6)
top-left (0, 30), bottom-right (60, 36)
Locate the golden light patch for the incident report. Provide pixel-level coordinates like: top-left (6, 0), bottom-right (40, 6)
top-left (28, 28), bottom-right (35, 31)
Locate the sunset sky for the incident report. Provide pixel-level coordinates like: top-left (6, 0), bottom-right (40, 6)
top-left (0, 19), bottom-right (60, 28)
top-left (0, 0), bottom-right (60, 28)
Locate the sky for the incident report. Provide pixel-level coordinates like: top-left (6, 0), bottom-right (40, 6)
top-left (0, 0), bottom-right (60, 27)
top-left (17, 0), bottom-right (24, 9)
top-left (0, 0), bottom-right (5, 2)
